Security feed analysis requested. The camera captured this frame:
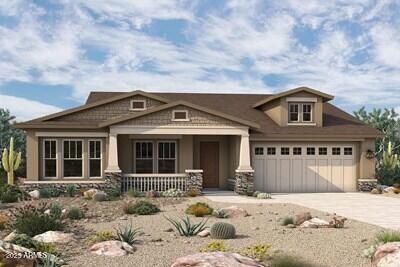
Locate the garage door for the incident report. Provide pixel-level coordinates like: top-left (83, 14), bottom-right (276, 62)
top-left (252, 144), bottom-right (356, 193)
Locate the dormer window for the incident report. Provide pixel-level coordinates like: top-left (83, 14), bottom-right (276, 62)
top-left (289, 103), bottom-right (313, 123)
top-left (131, 100), bottom-right (146, 111)
top-left (172, 110), bottom-right (189, 121)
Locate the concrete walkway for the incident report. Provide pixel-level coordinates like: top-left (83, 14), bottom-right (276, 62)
top-left (204, 191), bottom-right (400, 230)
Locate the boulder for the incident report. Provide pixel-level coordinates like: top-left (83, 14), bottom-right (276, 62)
top-left (295, 212), bottom-right (312, 225)
top-left (29, 190), bottom-right (40, 199)
top-left (90, 240), bottom-right (135, 257)
top-left (371, 188), bottom-right (381, 194)
top-left (33, 231), bottom-right (76, 244)
top-left (83, 189), bottom-right (98, 199)
top-left (3, 231), bottom-right (18, 242)
top-left (383, 187), bottom-right (395, 193)
top-left (222, 206), bottom-right (249, 218)
top-left (299, 218), bottom-right (330, 228)
top-left (197, 229), bottom-right (210, 237)
top-left (0, 240), bottom-right (36, 267)
top-left (372, 242), bottom-right (400, 267)
top-left (171, 252), bottom-right (263, 267)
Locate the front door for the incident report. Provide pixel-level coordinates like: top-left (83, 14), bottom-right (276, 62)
top-left (200, 142), bottom-right (219, 188)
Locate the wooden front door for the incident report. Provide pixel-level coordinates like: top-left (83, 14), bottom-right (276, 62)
top-left (200, 142), bottom-right (219, 188)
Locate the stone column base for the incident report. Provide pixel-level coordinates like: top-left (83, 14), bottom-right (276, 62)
top-left (185, 170), bottom-right (203, 193)
top-left (358, 178), bottom-right (377, 192)
top-left (105, 172), bottom-right (123, 191)
top-left (235, 170), bottom-right (254, 195)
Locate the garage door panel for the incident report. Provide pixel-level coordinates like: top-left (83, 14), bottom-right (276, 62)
top-left (317, 159), bottom-right (329, 192)
top-left (343, 159), bottom-right (355, 191)
top-left (305, 159), bottom-right (317, 192)
top-left (266, 159), bottom-right (277, 193)
top-left (331, 159), bottom-right (344, 192)
top-left (280, 159), bottom-right (291, 193)
top-left (253, 159), bottom-right (265, 191)
top-left (292, 159), bottom-right (303, 192)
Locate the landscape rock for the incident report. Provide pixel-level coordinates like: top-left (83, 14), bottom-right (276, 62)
top-left (145, 190), bottom-right (157, 198)
top-left (295, 212), bottom-right (312, 225)
top-left (3, 231), bottom-right (18, 242)
top-left (83, 189), bottom-right (98, 199)
top-left (171, 252), bottom-right (264, 267)
top-left (299, 218), bottom-right (330, 228)
top-left (329, 216), bottom-right (347, 228)
top-left (197, 229), bottom-right (210, 237)
top-left (383, 187), bottom-right (395, 193)
top-left (0, 240), bottom-right (36, 267)
top-left (222, 206), bottom-right (249, 218)
top-left (90, 240), bottom-right (135, 257)
top-left (93, 191), bottom-right (108, 202)
top-left (372, 242), bottom-right (400, 267)
top-left (28, 190), bottom-right (40, 199)
top-left (33, 231), bottom-right (76, 244)
top-left (371, 188), bottom-right (381, 194)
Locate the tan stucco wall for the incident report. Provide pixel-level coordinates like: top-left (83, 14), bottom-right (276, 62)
top-left (179, 135), bottom-right (194, 172)
top-left (26, 130), bottom-right (39, 181)
top-left (360, 138), bottom-right (376, 179)
top-left (228, 136), bottom-right (240, 178)
top-left (260, 99), bottom-right (282, 126)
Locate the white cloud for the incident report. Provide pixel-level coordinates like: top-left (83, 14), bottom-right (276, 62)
top-left (0, 95), bottom-right (61, 122)
top-left (370, 23), bottom-right (400, 68)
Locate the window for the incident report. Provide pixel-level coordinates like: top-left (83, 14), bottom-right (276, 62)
top-left (344, 147), bottom-right (353, 155)
top-left (267, 147), bottom-right (276, 155)
top-left (289, 103), bottom-right (299, 122)
top-left (255, 147), bottom-right (264, 155)
top-left (307, 147), bottom-right (315, 155)
top-left (332, 147), bottom-right (341, 155)
top-left (302, 104), bottom-right (312, 122)
top-left (293, 147), bottom-right (302, 155)
top-left (319, 147), bottom-right (327, 155)
top-left (130, 100), bottom-right (146, 111)
top-left (43, 140), bottom-right (57, 178)
top-left (63, 140), bottom-right (83, 177)
top-left (89, 140), bottom-right (102, 177)
top-left (281, 147), bottom-right (290, 155)
top-left (158, 142), bottom-right (176, 173)
top-left (135, 142), bottom-right (153, 173)
top-left (172, 110), bottom-right (189, 121)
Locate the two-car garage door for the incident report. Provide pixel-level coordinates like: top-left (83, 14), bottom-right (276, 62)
top-left (252, 143), bottom-right (357, 193)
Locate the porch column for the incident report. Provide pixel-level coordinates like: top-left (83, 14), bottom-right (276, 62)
top-left (105, 133), bottom-right (121, 173)
top-left (235, 133), bottom-right (254, 195)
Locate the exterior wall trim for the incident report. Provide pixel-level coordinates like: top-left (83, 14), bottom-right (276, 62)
top-left (36, 132), bottom-right (108, 137)
top-left (286, 97), bottom-right (317, 102)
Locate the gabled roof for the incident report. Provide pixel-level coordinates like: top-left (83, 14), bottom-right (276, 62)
top-left (98, 100), bottom-right (260, 129)
top-left (24, 90), bottom-right (170, 123)
top-left (252, 86), bottom-right (334, 108)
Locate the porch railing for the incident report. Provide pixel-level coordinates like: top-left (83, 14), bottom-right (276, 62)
top-left (121, 173), bottom-right (187, 192)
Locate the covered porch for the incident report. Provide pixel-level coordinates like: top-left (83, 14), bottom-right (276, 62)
top-left (105, 125), bottom-right (254, 193)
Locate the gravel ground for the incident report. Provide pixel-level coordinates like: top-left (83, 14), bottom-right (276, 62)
top-left (42, 196), bottom-right (383, 267)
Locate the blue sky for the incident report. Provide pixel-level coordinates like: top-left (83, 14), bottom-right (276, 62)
top-left (1, 0), bottom-right (400, 121)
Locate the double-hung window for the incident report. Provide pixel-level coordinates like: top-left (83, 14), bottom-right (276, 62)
top-left (289, 103), bottom-right (299, 122)
top-left (302, 104), bottom-right (312, 122)
top-left (135, 142), bottom-right (153, 173)
top-left (63, 140), bottom-right (83, 178)
top-left (89, 140), bottom-right (102, 177)
top-left (288, 103), bottom-right (313, 123)
top-left (43, 139), bottom-right (57, 178)
top-left (158, 141), bottom-right (176, 173)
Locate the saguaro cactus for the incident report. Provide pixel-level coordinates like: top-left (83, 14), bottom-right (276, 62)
top-left (2, 137), bottom-right (22, 185)
top-left (381, 141), bottom-right (399, 170)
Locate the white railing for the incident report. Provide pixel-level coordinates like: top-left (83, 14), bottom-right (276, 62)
top-left (121, 173), bottom-right (187, 192)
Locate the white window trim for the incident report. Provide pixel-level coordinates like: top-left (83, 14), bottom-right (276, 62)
top-left (133, 140), bottom-right (155, 173)
top-left (302, 103), bottom-right (313, 122)
top-left (88, 139), bottom-right (103, 179)
top-left (157, 140), bottom-right (178, 173)
top-left (62, 139), bottom-right (84, 179)
top-left (43, 139), bottom-right (58, 179)
top-left (130, 100), bottom-right (147, 111)
top-left (288, 102), bottom-right (314, 124)
top-left (288, 103), bottom-right (300, 123)
top-left (172, 110), bottom-right (190, 122)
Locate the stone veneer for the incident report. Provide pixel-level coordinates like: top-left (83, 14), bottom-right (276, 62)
top-left (358, 178), bottom-right (378, 192)
top-left (185, 170), bottom-right (203, 192)
top-left (234, 171), bottom-right (254, 195)
top-left (21, 181), bottom-right (114, 193)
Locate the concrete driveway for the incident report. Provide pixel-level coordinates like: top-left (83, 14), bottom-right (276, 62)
top-left (204, 191), bottom-right (400, 230)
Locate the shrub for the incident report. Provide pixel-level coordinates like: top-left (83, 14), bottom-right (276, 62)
top-left (0, 213), bottom-right (10, 230)
top-left (257, 193), bottom-right (272, 199)
top-left (212, 208), bottom-right (229, 219)
top-left (186, 189), bottom-right (200, 197)
top-left (210, 222), bottom-right (236, 239)
top-left (65, 185), bottom-right (76, 197)
top-left (86, 231), bottom-right (115, 245)
top-left (127, 189), bottom-right (141, 198)
top-left (39, 188), bottom-right (51, 198)
top-left (67, 207), bottom-right (85, 220)
top-left (0, 184), bottom-right (26, 203)
top-left (201, 241), bottom-right (226, 252)
top-left (124, 201), bottom-right (160, 215)
top-left (165, 216), bottom-right (208, 237)
top-left (10, 203), bottom-right (64, 237)
top-left (162, 188), bottom-right (184, 198)
top-left (49, 203), bottom-right (63, 219)
top-left (281, 216), bottom-right (295, 226)
top-left (11, 234), bottom-right (57, 254)
top-left (270, 254), bottom-right (315, 267)
top-left (115, 222), bottom-right (141, 245)
top-left (241, 244), bottom-right (272, 262)
top-left (375, 231), bottom-right (400, 244)
top-left (93, 192), bottom-right (108, 202)
top-left (105, 188), bottom-right (121, 200)
top-left (185, 202), bottom-right (213, 216)
top-left (252, 191), bottom-right (261, 197)
top-left (192, 206), bottom-right (212, 217)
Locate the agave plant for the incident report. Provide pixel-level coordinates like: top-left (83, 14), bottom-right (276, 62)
top-left (115, 221), bottom-right (142, 245)
top-left (165, 216), bottom-right (208, 237)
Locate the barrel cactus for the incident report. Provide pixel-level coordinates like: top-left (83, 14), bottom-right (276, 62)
top-left (2, 137), bottom-right (22, 185)
top-left (210, 222), bottom-right (236, 239)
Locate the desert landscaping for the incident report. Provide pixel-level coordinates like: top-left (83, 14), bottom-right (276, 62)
top-left (0, 186), bottom-right (397, 267)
